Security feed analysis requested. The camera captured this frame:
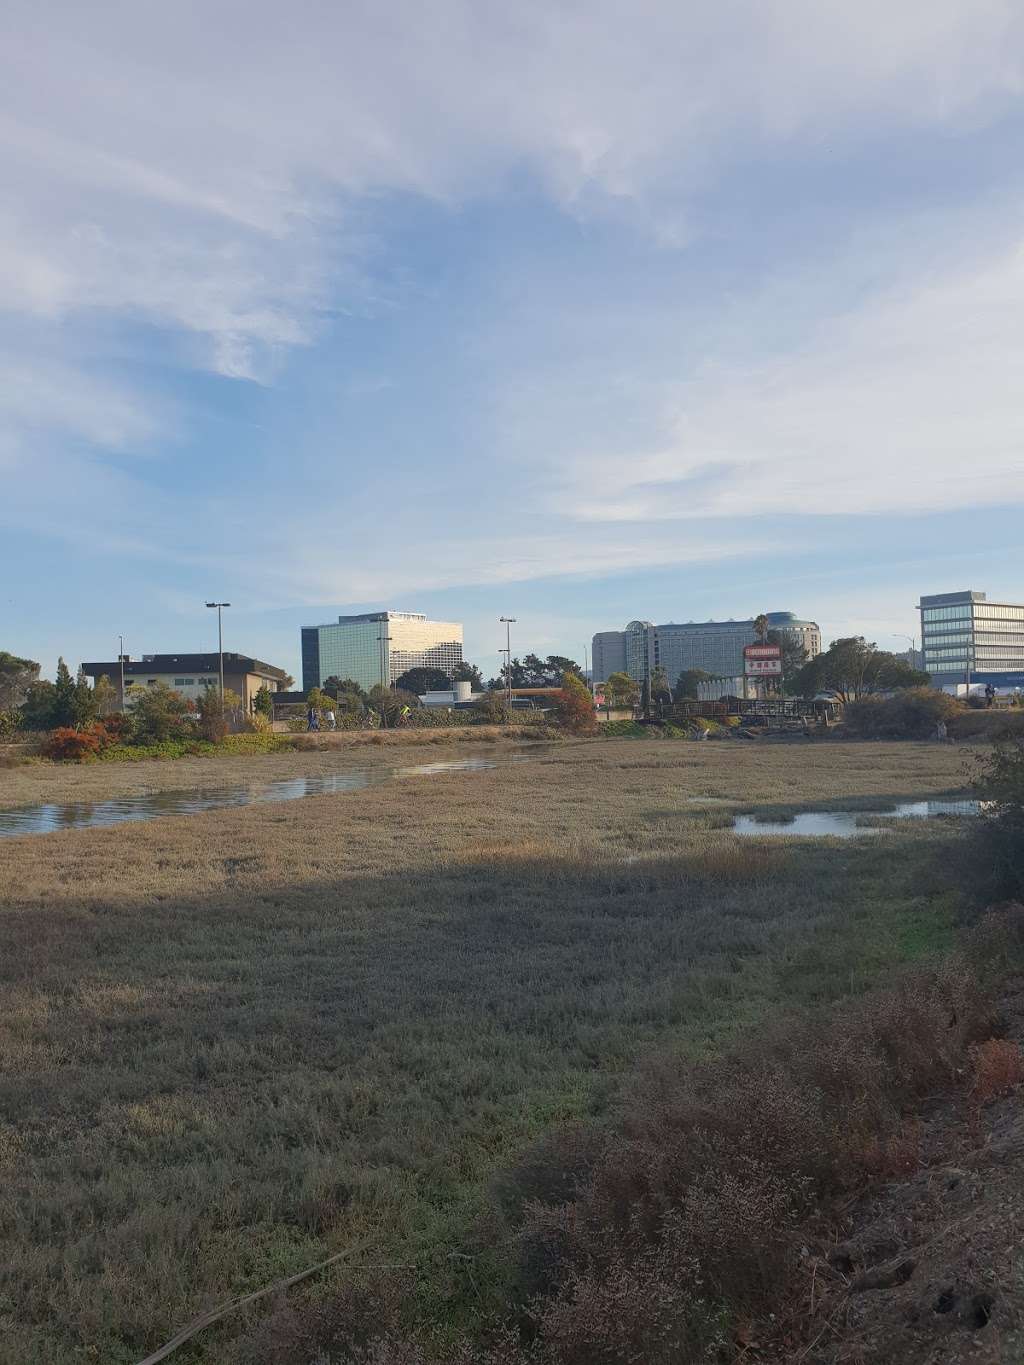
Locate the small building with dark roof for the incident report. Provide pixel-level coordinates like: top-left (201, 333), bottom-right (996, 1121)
top-left (80, 652), bottom-right (290, 711)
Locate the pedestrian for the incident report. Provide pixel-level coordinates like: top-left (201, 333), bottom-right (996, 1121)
top-left (327, 709), bottom-right (336, 731)
top-left (985, 683), bottom-right (996, 708)
top-left (307, 705), bottom-right (320, 732)
top-left (934, 719), bottom-right (948, 742)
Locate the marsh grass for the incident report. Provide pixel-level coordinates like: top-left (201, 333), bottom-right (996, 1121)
top-left (0, 740), bottom-right (976, 1362)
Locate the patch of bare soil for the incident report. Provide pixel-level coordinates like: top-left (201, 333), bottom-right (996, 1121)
top-left (773, 982), bottom-right (1024, 1364)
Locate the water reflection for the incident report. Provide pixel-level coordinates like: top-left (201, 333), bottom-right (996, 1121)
top-left (733, 799), bottom-right (983, 839)
top-left (0, 755), bottom-right (529, 838)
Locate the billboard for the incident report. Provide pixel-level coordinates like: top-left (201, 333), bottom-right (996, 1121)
top-left (743, 643), bottom-right (782, 676)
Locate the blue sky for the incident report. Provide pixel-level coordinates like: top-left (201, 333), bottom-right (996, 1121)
top-left (2, 1), bottom-right (1023, 682)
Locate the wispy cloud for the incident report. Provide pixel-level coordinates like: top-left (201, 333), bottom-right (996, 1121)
top-left (1, 0), bottom-right (1024, 618)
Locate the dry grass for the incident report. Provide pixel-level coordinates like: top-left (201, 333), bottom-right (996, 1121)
top-left (970, 1038), bottom-right (1024, 1104)
top-left (0, 740), bottom-right (977, 1362)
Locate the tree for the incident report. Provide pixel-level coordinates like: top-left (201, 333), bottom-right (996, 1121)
top-left (516, 654), bottom-right (584, 687)
top-left (323, 677), bottom-right (368, 713)
top-left (51, 657), bottom-right (77, 728)
top-left (486, 657), bottom-right (532, 691)
top-left (650, 665), bottom-right (672, 705)
top-left (795, 637), bottom-right (929, 702)
top-left (0, 651), bottom-right (39, 711)
top-left (766, 629), bottom-right (809, 696)
top-left (753, 613), bottom-right (770, 642)
top-left (394, 666), bottom-right (451, 695)
top-left (20, 680), bottom-right (58, 730)
top-left (556, 671), bottom-right (596, 735)
top-left (604, 671), bottom-right (641, 710)
top-left (366, 685), bottom-right (419, 725)
top-left (130, 683), bottom-right (192, 743)
top-left (473, 690), bottom-right (511, 724)
top-left (673, 669), bottom-right (712, 701)
top-left (307, 686), bottom-right (336, 714)
top-left (454, 661), bottom-right (484, 690)
top-left (253, 685), bottom-right (275, 718)
top-left (92, 674), bottom-right (119, 718)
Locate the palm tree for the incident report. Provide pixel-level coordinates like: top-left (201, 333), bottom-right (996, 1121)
top-left (753, 613), bottom-right (770, 642)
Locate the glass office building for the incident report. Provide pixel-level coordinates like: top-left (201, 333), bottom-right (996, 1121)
top-left (301, 611), bottom-right (464, 692)
top-left (592, 611), bottom-right (820, 685)
top-left (919, 591), bottom-right (1024, 690)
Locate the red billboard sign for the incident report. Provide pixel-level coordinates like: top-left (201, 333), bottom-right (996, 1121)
top-left (743, 642), bottom-right (782, 676)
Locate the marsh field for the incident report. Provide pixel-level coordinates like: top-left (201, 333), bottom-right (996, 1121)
top-left (0, 738), bottom-right (978, 1363)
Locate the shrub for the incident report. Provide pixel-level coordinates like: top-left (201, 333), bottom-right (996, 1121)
top-left (499, 959), bottom-right (992, 1359)
top-left (845, 687), bottom-right (960, 740)
top-left (970, 1038), bottom-right (1024, 1104)
top-left (0, 708), bottom-right (22, 740)
top-left (43, 727), bottom-right (101, 762)
top-left (129, 682), bottom-right (194, 743)
top-left (96, 711), bottom-right (132, 743)
top-left (556, 673), bottom-right (597, 736)
top-left (962, 734), bottom-right (1024, 902)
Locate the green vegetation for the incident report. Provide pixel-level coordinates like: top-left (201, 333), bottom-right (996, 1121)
top-left (844, 686), bottom-right (961, 738)
top-left (0, 739), bottom-right (980, 1363)
top-left (795, 635), bottom-right (929, 699)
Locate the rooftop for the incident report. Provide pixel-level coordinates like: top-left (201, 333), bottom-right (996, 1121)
top-left (81, 652), bottom-right (289, 681)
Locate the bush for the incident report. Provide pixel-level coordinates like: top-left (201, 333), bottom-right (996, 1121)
top-left (43, 727), bottom-right (102, 762)
top-left (556, 673), bottom-right (597, 736)
top-left (845, 687), bottom-right (960, 740)
top-left (129, 683), bottom-right (194, 743)
top-left (963, 734), bottom-right (1024, 902)
top-left (0, 708), bottom-right (22, 740)
top-left (496, 958), bottom-right (992, 1360)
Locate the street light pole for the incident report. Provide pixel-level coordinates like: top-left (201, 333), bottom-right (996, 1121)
top-left (377, 632), bottom-right (393, 725)
top-left (499, 616), bottom-right (516, 714)
top-left (205, 602), bottom-right (231, 712)
top-left (118, 634), bottom-right (126, 709)
top-left (893, 634), bottom-right (918, 668)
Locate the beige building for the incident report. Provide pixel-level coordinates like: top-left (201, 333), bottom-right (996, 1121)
top-left (80, 652), bottom-right (290, 711)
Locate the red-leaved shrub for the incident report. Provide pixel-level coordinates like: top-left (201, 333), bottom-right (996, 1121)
top-left (44, 727), bottom-right (102, 762)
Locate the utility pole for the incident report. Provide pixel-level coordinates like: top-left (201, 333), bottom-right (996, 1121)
top-left (118, 634), bottom-right (126, 709)
top-left (499, 616), bottom-right (516, 714)
top-left (205, 602), bottom-right (230, 713)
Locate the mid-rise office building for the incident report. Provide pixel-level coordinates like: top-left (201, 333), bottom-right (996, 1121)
top-left (301, 611), bottom-right (464, 693)
top-left (591, 611), bottom-right (821, 685)
top-left (919, 590), bottom-right (1024, 690)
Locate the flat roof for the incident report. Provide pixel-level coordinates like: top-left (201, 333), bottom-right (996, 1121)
top-left (81, 652), bottom-right (289, 681)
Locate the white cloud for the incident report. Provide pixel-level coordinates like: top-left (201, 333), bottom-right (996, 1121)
top-left (558, 236), bottom-right (1024, 522)
top-left (3, 0), bottom-right (1023, 369)
top-left (2, 0), bottom-right (1024, 600)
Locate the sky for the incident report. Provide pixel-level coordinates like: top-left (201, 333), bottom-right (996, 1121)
top-left (2, 0), bottom-right (1024, 683)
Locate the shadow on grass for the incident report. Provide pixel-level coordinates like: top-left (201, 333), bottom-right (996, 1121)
top-left (0, 827), bottom-right (968, 1365)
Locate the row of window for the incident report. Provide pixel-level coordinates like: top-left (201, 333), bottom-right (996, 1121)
top-left (975, 606), bottom-right (1024, 622)
top-left (922, 631), bottom-right (972, 646)
top-left (921, 605), bottom-right (972, 622)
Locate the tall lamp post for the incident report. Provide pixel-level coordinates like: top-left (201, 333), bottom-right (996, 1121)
top-left (499, 616), bottom-right (516, 714)
top-left (893, 633), bottom-right (918, 667)
top-left (205, 602), bottom-right (231, 712)
top-left (377, 632), bottom-right (392, 725)
top-left (118, 634), bottom-right (126, 708)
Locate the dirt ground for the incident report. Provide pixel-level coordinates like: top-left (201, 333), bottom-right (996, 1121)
top-left (776, 982), bottom-right (1024, 1365)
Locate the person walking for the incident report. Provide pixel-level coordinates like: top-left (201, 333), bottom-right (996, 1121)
top-left (307, 705), bottom-right (320, 732)
top-left (327, 709), bottom-right (337, 731)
